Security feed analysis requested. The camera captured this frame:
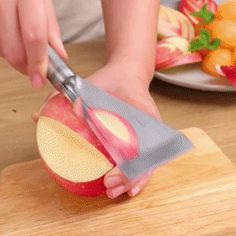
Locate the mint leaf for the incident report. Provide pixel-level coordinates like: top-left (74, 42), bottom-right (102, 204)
top-left (199, 29), bottom-right (212, 45)
top-left (191, 4), bottom-right (215, 24)
top-left (189, 29), bottom-right (221, 52)
top-left (207, 39), bottom-right (221, 50)
top-left (189, 39), bottom-right (205, 52)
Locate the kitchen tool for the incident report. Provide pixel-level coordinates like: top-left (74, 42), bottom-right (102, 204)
top-left (47, 46), bottom-right (193, 180)
top-left (1, 128), bottom-right (236, 235)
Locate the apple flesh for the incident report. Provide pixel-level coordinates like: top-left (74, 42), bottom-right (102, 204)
top-left (88, 108), bottom-right (139, 162)
top-left (179, 0), bottom-right (218, 25)
top-left (156, 36), bottom-right (202, 70)
top-left (158, 5), bottom-right (195, 41)
top-left (36, 93), bottom-right (138, 197)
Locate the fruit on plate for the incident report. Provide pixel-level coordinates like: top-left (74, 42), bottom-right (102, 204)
top-left (233, 49), bottom-right (236, 64)
top-left (158, 5), bottom-right (195, 41)
top-left (202, 48), bottom-right (233, 76)
top-left (209, 19), bottom-right (236, 50)
top-left (220, 65), bottom-right (236, 86)
top-left (179, 0), bottom-right (217, 25)
top-left (36, 93), bottom-right (139, 197)
top-left (216, 0), bottom-right (236, 21)
top-left (156, 36), bottom-right (202, 70)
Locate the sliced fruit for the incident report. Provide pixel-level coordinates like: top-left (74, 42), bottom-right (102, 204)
top-left (220, 65), bottom-right (236, 86)
top-left (216, 1), bottom-right (236, 21)
top-left (156, 36), bottom-right (202, 70)
top-left (179, 0), bottom-right (218, 25)
top-left (158, 5), bottom-right (195, 41)
top-left (156, 42), bottom-right (183, 68)
top-left (233, 48), bottom-right (236, 65)
top-left (209, 19), bottom-right (236, 49)
top-left (88, 109), bottom-right (139, 161)
top-left (202, 49), bottom-right (233, 76)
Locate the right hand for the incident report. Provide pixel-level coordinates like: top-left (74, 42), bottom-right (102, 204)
top-left (0, 0), bottom-right (67, 89)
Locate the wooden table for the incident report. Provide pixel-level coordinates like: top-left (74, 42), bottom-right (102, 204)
top-left (0, 41), bottom-right (236, 170)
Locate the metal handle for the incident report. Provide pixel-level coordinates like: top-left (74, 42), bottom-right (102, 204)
top-left (48, 46), bottom-right (76, 88)
top-left (47, 46), bottom-right (82, 102)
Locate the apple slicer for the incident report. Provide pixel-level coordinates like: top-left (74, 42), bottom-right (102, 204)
top-left (47, 46), bottom-right (193, 180)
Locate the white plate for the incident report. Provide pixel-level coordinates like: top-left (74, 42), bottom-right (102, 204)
top-left (154, 64), bottom-right (236, 92)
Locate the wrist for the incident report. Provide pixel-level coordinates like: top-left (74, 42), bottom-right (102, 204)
top-left (104, 59), bottom-right (155, 89)
top-left (86, 61), bottom-right (153, 99)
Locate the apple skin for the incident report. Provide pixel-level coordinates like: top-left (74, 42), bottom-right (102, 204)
top-left (37, 93), bottom-right (116, 197)
top-left (179, 0), bottom-right (218, 25)
top-left (159, 53), bottom-right (202, 70)
top-left (156, 36), bottom-right (202, 70)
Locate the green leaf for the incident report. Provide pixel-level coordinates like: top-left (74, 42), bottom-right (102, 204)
top-left (207, 39), bottom-right (221, 50)
top-left (199, 29), bottom-right (212, 45)
top-left (191, 4), bottom-right (215, 24)
top-left (189, 39), bottom-right (205, 52)
top-left (189, 29), bottom-right (221, 53)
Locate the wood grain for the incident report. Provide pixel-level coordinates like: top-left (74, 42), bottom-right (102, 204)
top-left (0, 41), bottom-right (236, 171)
top-left (0, 128), bottom-right (236, 235)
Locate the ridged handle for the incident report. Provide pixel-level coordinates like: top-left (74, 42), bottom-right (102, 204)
top-left (47, 46), bottom-right (82, 102)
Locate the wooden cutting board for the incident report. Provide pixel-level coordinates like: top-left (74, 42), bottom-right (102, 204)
top-left (1, 128), bottom-right (236, 236)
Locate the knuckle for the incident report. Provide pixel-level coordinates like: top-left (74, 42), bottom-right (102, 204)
top-left (24, 30), bottom-right (45, 45)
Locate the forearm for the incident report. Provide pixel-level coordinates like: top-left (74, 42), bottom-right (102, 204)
top-left (101, 0), bottom-right (160, 85)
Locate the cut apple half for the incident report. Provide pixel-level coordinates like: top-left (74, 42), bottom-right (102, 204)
top-left (88, 109), bottom-right (139, 160)
top-left (37, 116), bottom-right (113, 183)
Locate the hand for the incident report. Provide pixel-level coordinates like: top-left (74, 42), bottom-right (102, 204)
top-left (74, 62), bottom-right (161, 199)
top-left (0, 0), bottom-right (67, 89)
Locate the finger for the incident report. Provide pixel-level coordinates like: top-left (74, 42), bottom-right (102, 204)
top-left (105, 167), bottom-right (141, 199)
top-left (45, 0), bottom-right (68, 59)
top-left (0, 0), bottom-right (27, 74)
top-left (106, 169), bottom-right (155, 199)
top-left (18, 0), bottom-right (48, 88)
top-left (104, 166), bottom-right (129, 188)
top-left (127, 171), bottom-right (154, 197)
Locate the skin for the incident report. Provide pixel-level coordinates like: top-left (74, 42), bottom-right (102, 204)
top-left (0, 0), bottom-right (67, 88)
top-left (0, 0), bottom-right (160, 198)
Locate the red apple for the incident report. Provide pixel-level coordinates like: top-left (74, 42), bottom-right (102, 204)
top-left (156, 36), bottom-right (202, 70)
top-left (158, 5), bottom-right (195, 41)
top-left (36, 93), bottom-right (138, 197)
top-left (179, 0), bottom-right (218, 25)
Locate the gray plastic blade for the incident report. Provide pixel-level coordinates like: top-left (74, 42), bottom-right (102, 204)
top-left (74, 78), bottom-right (194, 180)
top-left (48, 46), bottom-right (194, 181)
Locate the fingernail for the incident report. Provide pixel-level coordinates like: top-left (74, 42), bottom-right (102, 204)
top-left (107, 185), bottom-right (126, 199)
top-left (104, 175), bottom-right (123, 188)
top-left (130, 186), bottom-right (140, 196)
top-left (31, 73), bottom-right (44, 89)
top-left (58, 39), bottom-right (68, 59)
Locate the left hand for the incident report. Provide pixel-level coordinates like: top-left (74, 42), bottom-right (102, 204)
top-left (74, 62), bottom-right (161, 199)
